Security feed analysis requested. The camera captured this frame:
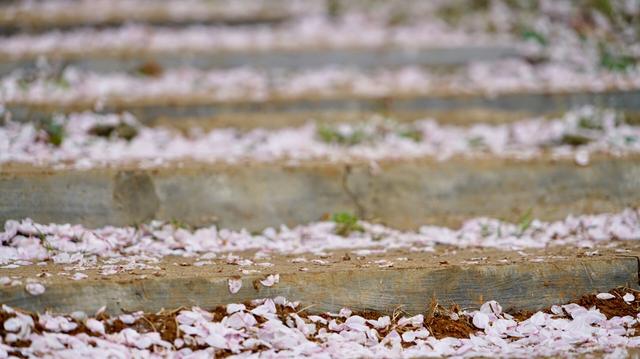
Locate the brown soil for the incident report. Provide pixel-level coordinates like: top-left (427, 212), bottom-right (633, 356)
top-left (426, 313), bottom-right (477, 339)
top-left (573, 288), bottom-right (640, 319)
top-left (508, 309), bottom-right (536, 322)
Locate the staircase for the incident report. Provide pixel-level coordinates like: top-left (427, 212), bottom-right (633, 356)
top-left (1, 1), bottom-right (640, 357)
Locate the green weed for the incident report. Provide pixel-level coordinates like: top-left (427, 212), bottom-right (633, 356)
top-left (40, 117), bottom-right (65, 147)
top-left (516, 208), bottom-right (534, 235)
top-left (331, 212), bottom-right (364, 236)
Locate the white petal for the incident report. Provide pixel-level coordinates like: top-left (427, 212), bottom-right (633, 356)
top-left (85, 319), bottom-right (105, 335)
top-left (3, 318), bottom-right (21, 332)
top-left (596, 293), bottom-right (615, 300)
top-left (260, 274), bottom-right (280, 287)
top-left (25, 283), bottom-right (45, 296)
top-left (228, 278), bottom-right (242, 294)
top-left (473, 312), bottom-right (490, 329)
top-left (227, 303), bottom-right (246, 314)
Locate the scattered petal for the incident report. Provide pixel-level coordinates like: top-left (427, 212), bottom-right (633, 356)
top-left (596, 293), bottom-right (615, 300)
top-left (25, 283), bottom-right (45, 296)
top-left (228, 277), bottom-right (242, 294)
top-left (260, 274), bottom-right (279, 287)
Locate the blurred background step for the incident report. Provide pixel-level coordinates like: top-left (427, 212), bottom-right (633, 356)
top-left (0, 0), bottom-right (470, 34)
top-left (0, 0), bottom-right (317, 34)
top-left (0, 46), bottom-right (523, 76)
top-left (2, 0), bottom-right (637, 127)
top-left (5, 89), bottom-right (640, 127)
top-left (0, 6), bottom-right (521, 74)
top-left (1, 155), bottom-right (638, 230)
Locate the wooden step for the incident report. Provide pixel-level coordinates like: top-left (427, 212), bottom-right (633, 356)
top-left (0, 46), bottom-right (522, 76)
top-left (1, 155), bottom-right (638, 230)
top-left (6, 89), bottom-right (640, 126)
top-left (1, 245), bottom-right (637, 314)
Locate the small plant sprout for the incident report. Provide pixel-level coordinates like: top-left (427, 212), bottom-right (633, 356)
top-left (590, 0), bottom-right (615, 19)
top-left (516, 208), bottom-right (534, 236)
top-left (397, 125), bottom-right (423, 142)
top-left (39, 117), bottom-right (66, 147)
top-left (521, 28), bottom-right (548, 46)
top-left (599, 44), bottom-right (636, 72)
top-left (169, 219), bottom-right (191, 230)
top-left (331, 212), bottom-right (364, 236)
top-left (37, 230), bottom-right (54, 253)
top-left (316, 118), bottom-right (423, 146)
top-left (317, 124), bottom-right (366, 146)
top-left (467, 136), bottom-right (486, 148)
top-left (480, 223), bottom-right (492, 237)
top-left (578, 115), bottom-right (604, 131)
top-left (560, 109), bottom-right (620, 146)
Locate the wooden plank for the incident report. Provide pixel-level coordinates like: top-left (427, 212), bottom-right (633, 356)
top-left (1, 155), bottom-right (639, 230)
top-left (0, 255), bottom-right (637, 315)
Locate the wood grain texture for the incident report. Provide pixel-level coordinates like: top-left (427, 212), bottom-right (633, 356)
top-left (1, 257), bottom-right (636, 315)
top-left (1, 156), bottom-right (639, 230)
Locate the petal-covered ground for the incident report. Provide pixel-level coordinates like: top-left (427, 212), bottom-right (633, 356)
top-left (1, 209), bottom-right (638, 267)
top-left (0, 16), bottom-right (503, 59)
top-left (1, 288), bottom-right (640, 358)
top-left (2, 107), bottom-right (639, 168)
top-left (2, 0), bottom-right (638, 107)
